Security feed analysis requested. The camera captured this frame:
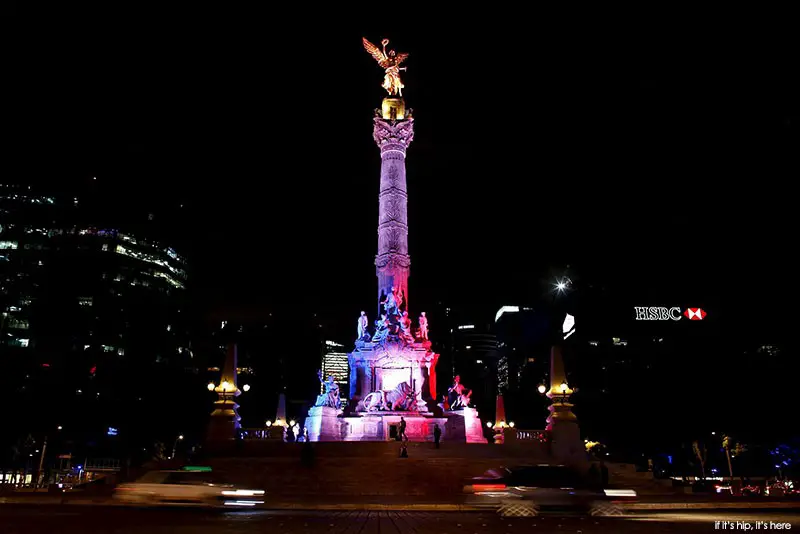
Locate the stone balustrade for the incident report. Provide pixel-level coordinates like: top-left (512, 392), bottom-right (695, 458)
top-left (240, 428), bottom-right (285, 440)
top-left (514, 429), bottom-right (548, 442)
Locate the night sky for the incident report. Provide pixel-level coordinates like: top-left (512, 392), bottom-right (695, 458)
top-left (7, 8), bottom-right (797, 344)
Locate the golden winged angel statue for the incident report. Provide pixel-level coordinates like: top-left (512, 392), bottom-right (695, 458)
top-left (362, 37), bottom-right (409, 97)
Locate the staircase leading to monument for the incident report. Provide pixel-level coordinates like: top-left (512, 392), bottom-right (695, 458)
top-left (202, 440), bottom-right (551, 500)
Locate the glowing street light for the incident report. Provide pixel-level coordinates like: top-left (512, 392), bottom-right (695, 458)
top-left (221, 381), bottom-right (230, 392)
top-left (555, 276), bottom-right (573, 291)
top-left (242, 384), bottom-right (251, 392)
top-left (486, 421), bottom-right (493, 428)
top-left (537, 384), bottom-right (547, 394)
top-left (57, 426), bottom-right (63, 431)
top-left (509, 422), bottom-right (515, 428)
top-left (560, 381), bottom-right (569, 393)
top-left (289, 420), bottom-right (296, 427)
top-left (207, 382), bottom-right (215, 391)
top-left (265, 420), bottom-right (272, 427)
top-left (171, 434), bottom-right (184, 459)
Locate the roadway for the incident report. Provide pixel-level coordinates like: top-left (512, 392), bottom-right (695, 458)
top-left (0, 506), bottom-right (797, 533)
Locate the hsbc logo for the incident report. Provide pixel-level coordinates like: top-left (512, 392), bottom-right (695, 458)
top-left (683, 308), bottom-right (706, 320)
top-left (634, 307), bottom-right (707, 321)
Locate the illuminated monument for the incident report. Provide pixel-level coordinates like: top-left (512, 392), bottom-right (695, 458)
top-left (304, 38), bottom-right (486, 443)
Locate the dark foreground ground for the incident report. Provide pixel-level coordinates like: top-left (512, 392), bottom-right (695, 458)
top-left (0, 506), bottom-right (797, 534)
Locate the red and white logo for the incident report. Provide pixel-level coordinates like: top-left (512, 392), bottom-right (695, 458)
top-left (683, 308), bottom-right (706, 320)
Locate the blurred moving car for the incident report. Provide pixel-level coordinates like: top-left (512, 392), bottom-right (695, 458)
top-left (464, 464), bottom-right (637, 516)
top-left (114, 470), bottom-right (264, 507)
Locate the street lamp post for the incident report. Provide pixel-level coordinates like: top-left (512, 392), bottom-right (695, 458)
top-left (36, 436), bottom-right (48, 488)
top-left (171, 435), bottom-right (184, 459)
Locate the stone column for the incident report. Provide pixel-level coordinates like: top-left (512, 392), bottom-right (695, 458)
top-left (373, 106), bottom-right (414, 313)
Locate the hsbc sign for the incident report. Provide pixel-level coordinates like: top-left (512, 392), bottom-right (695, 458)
top-left (634, 307), bottom-right (707, 321)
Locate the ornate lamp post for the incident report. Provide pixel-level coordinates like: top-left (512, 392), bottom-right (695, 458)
top-left (206, 343), bottom-right (251, 443)
top-left (542, 277), bottom-right (586, 468)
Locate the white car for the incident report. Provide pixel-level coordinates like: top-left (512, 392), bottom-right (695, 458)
top-left (114, 470), bottom-right (264, 507)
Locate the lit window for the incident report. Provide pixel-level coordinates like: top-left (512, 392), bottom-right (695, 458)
top-left (0, 241), bottom-right (18, 250)
top-left (114, 244), bottom-right (187, 282)
top-left (8, 318), bottom-right (29, 330)
top-left (465, 345), bottom-right (472, 350)
top-left (458, 324), bottom-right (475, 330)
top-left (18, 338), bottom-right (30, 348)
top-left (476, 359), bottom-right (483, 364)
top-left (117, 348), bottom-right (125, 356)
top-left (102, 243), bottom-right (109, 251)
top-left (527, 358), bottom-right (535, 363)
top-left (78, 297), bottom-right (93, 307)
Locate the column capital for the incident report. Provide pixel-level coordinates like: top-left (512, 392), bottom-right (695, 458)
top-left (373, 117), bottom-right (414, 156)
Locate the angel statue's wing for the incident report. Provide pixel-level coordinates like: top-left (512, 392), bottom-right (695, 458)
top-left (394, 52), bottom-right (409, 66)
top-left (362, 37), bottom-right (389, 67)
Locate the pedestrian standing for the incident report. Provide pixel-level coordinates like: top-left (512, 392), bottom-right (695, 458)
top-left (399, 417), bottom-right (407, 441)
top-left (433, 424), bottom-right (441, 449)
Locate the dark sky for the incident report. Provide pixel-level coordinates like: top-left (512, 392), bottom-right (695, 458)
top-left (6, 8), bottom-right (797, 342)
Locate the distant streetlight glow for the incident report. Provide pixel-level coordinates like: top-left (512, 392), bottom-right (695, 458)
top-left (537, 384), bottom-right (547, 394)
top-left (486, 421), bottom-right (493, 428)
top-left (560, 382), bottom-right (569, 393)
top-left (509, 422), bottom-right (515, 428)
top-left (221, 381), bottom-right (230, 392)
top-left (266, 420), bottom-right (272, 427)
top-left (178, 435), bottom-right (184, 440)
top-left (556, 282), bottom-right (566, 291)
top-left (207, 382), bottom-right (215, 391)
top-left (242, 384), bottom-right (251, 392)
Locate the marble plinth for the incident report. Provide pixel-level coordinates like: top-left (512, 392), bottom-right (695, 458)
top-left (305, 406), bottom-right (344, 442)
top-left (340, 413), bottom-right (447, 442)
top-left (442, 408), bottom-right (488, 444)
top-left (305, 408), bottom-right (487, 443)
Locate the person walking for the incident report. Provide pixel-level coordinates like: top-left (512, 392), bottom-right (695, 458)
top-left (433, 424), bottom-right (441, 449)
top-left (399, 417), bottom-right (407, 441)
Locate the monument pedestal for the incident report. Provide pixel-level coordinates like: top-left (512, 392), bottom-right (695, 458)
top-left (305, 406), bottom-right (343, 442)
top-left (349, 340), bottom-right (438, 412)
top-left (339, 413), bottom-right (448, 442)
top-left (443, 408), bottom-right (488, 444)
top-left (548, 416), bottom-right (587, 469)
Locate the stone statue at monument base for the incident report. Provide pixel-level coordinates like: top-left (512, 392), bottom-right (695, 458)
top-left (447, 375), bottom-right (473, 410)
top-left (357, 311), bottom-right (370, 341)
top-left (315, 370), bottom-right (342, 409)
top-left (418, 312), bottom-right (429, 340)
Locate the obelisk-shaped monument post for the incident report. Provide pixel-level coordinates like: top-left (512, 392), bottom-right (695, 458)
top-left (207, 342), bottom-right (241, 443)
top-left (546, 344), bottom-right (586, 469)
top-left (373, 99), bottom-right (414, 312)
